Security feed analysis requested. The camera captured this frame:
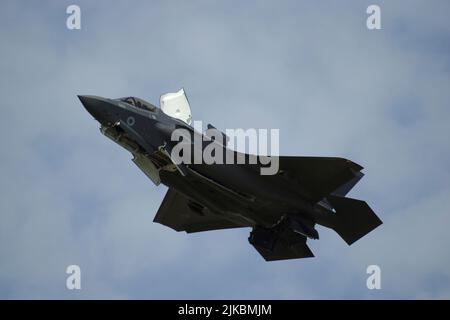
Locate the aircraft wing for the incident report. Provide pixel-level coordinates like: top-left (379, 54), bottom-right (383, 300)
top-left (241, 155), bottom-right (363, 203)
top-left (275, 156), bottom-right (363, 203)
top-left (153, 188), bottom-right (243, 233)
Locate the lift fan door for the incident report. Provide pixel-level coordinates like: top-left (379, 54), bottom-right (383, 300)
top-left (160, 88), bottom-right (192, 125)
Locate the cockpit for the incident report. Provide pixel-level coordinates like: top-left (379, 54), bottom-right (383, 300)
top-left (119, 97), bottom-right (157, 112)
top-left (116, 89), bottom-right (192, 125)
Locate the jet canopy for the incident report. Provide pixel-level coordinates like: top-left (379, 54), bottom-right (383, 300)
top-left (160, 88), bottom-right (192, 125)
top-left (119, 96), bottom-right (157, 112)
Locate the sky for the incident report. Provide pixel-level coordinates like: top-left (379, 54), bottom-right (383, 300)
top-left (0, 0), bottom-right (450, 299)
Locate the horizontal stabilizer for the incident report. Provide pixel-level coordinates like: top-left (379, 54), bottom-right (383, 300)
top-left (324, 195), bottom-right (382, 245)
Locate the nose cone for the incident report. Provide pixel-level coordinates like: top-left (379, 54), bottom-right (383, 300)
top-left (78, 95), bottom-right (112, 124)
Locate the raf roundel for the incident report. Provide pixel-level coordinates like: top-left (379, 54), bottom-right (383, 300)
top-left (126, 116), bottom-right (135, 126)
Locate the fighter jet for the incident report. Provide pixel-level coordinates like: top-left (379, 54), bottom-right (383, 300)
top-left (78, 89), bottom-right (382, 261)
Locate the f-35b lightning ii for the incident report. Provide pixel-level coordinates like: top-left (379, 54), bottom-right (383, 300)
top-left (78, 89), bottom-right (382, 261)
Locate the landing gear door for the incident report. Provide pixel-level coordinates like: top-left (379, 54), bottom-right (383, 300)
top-left (160, 88), bottom-right (192, 125)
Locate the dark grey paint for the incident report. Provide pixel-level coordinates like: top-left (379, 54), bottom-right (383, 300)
top-left (78, 95), bottom-right (382, 261)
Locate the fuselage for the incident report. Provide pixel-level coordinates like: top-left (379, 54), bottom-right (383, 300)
top-left (79, 93), bottom-right (383, 261)
top-left (78, 95), bottom-right (329, 231)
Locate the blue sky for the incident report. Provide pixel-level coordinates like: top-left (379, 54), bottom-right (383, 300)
top-left (1, 0), bottom-right (450, 299)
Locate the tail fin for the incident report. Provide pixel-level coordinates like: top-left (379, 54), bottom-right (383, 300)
top-left (318, 195), bottom-right (382, 245)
